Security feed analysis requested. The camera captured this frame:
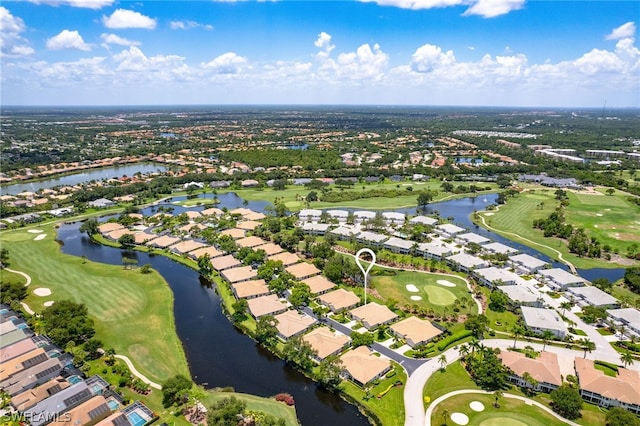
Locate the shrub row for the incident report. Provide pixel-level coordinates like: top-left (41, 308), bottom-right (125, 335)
top-left (437, 330), bottom-right (473, 351)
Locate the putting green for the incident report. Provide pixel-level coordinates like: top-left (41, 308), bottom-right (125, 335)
top-left (479, 418), bottom-right (528, 426)
top-left (285, 201), bottom-right (302, 208)
top-left (423, 286), bottom-right (456, 306)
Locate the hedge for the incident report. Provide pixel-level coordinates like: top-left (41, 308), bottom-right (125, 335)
top-left (437, 330), bottom-right (473, 351)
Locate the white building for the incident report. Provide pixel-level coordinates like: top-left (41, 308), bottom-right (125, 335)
top-left (537, 268), bottom-right (585, 290)
top-left (456, 232), bottom-right (490, 245)
top-left (435, 223), bottom-right (465, 237)
top-left (521, 306), bottom-right (568, 339)
top-left (473, 267), bottom-right (520, 288)
top-left (446, 253), bottom-right (489, 272)
top-left (383, 237), bottom-right (414, 254)
top-left (567, 286), bottom-right (619, 309)
top-left (606, 308), bottom-right (640, 335)
top-left (409, 215), bottom-right (438, 227)
top-left (509, 253), bottom-right (547, 273)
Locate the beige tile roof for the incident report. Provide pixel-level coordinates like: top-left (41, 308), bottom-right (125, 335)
top-left (50, 395), bottom-right (110, 426)
top-left (286, 262), bottom-right (321, 280)
top-left (237, 220), bottom-right (261, 231)
top-left (184, 210), bottom-right (202, 219)
top-left (201, 207), bottom-right (224, 216)
top-left (106, 228), bottom-right (133, 241)
top-left (11, 377), bottom-right (70, 411)
top-left (170, 239), bottom-right (207, 254)
top-left (274, 310), bottom-right (317, 339)
top-left (244, 212), bottom-right (266, 221)
top-left (147, 235), bottom-right (180, 248)
top-left (390, 317), bottom-right (443, 347)
top-left (498, 351), bottom-right (562, 387)
top-left (189, 246), bottom-right (224, 259)
top-left (268, 252), bottom-right (300, 266)
top-left (236, 236), bottom-right (267, 248)
top-left (0, 338), bottom-right (37, 362)
top-left (178, 223), bottom-right (207, 233)
top-left (301, 275), bottom-right (336, 295)
top-left (98, 222), bottom-right (124, 234)
top-left (211, 255), bottom-right (241, 271)
top-left (221, 265), bottom-right (258, 283)
top-left (303, 327), bottom-right (350, 360)
top-left (232, 279), bottom-right (270, 299)
top-left (340, 346), bottom-right (391, 385)
top-left (575, 357), bottom-right (640, 406)
top-left (230, 208), bottom-right (254, 216)
top-left (247, 294), bottom-right (288, 317)
top-left (255, 243), bottom-right (284, 256)
top-left (0, 348), bottom-right (46, 382)
top-left (317, 289), bottom-right (360, 312)
top-left (350, 302), bottom-right (398, 329)
top-left (220, 228), bottom-right (246, 239)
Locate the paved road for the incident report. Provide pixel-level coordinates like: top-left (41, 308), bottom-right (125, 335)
top-left (424, 389), bottom-right (580, 426)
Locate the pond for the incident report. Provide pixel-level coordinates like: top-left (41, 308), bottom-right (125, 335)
top-left (2, 163), bottom-right (168, 195)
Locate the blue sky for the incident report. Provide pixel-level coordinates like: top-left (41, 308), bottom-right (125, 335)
top-left (1, 0), bottom-right (638, 107)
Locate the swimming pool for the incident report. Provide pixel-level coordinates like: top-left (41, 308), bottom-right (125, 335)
top-left (107, 399), bottom-right (119, 411)
top-left (67, 375), bottom-right (83, 385)
top-left (126, 411), bottom-right (147, 426)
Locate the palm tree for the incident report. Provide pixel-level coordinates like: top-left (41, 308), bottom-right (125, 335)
top-left (511, 323), bottom-right (524, 349)
top-left (522, 371), bottom-right (538, 393)
top-left (541, 330), bottom-right (555, 352)
top-left (493, 390), bottom-right (503, 408)
top-left (559, 301), bottom-right (573, 317)
top-left (620, 351), bottom-right (635, 368)
top-left (438, 354), bottom-right (447, 371)
top-left (458, 344), bottom-right (470, 360)
top-left (579, 338), bottom-right (596, 358)
top-left (442, 409), bottom-right (449, 426)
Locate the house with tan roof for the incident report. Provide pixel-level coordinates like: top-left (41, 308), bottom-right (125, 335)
top-left (349, 302), bottom-right (398, 329)
top-left (245, 212), bottom-right (266, 221)
top-left (575, 357), bottom-right (640, 414)
top-left (230, 208), bottom-right (253, 216)
top-left (247, 294), bottom-right (289, 318)
top-left (178, 223), bottom-right (207, 234)
top-left (498, 351), bottom-right (562, 393)
top-left (236, 236), bottom-right (267, 248)
top-left (303, 327), bottom-right (351, 361)
top-left (274, 310), bottom-right (317, 339)
top-left (133, 232), bottom-right (154, 245)
top-left (219, 228), bottom-right (246, 239)
top-left (50, 395), bottom-right (111, 426)
top-left (390, 317), bottom-right (443, 347)
top-left (268, 252), bottom-right (300, 266)
top-left (301, 275), bottom-right (336, 295)
top-left (237, 220), bottom-right (261, 231)
top-left (255, 243), bottom-right (283, 256)
top-left (211, 255), bottom-right (242, 271)
top-left (0, 348), bottom-right (47, 382)
top-left (221, 266), bottom-right (258, 284)
top-left (169, 240), bottom-right (207, 255)
top-left (97, 222), bottom-right (123, 235)
top-left (201, 207), bottom-right (224, 217)
top-left (0, 338), bottom-right (37, 363)
top-left (147, 235), bottom-right (180, 249)
top-left (105, 228), bottom-right (133, 241)
top-left (317, 289), bottom-right (360, 313)
top-left (188, 246), bottom-right (224, 260)
top-left (11, 376), bottom-right (70, 411)
top-left (340, 346), bottom-right (391, 386)
top-left (231, 279), bottom-right (270, 299)
top-left (286, 262), bottom-right (321, 280)
top-left (184, 210), bottom-right (202, 220)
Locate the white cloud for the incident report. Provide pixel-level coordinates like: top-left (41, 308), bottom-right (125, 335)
top-left (324, 43), bottom-right (389, 80)
top-left (0, 6), bottom-right (34, 57)
top-left (102, 9), bottom-right (156, 29)
top-left (201, 52), bottom-right (248, 74)
top-left (361, 0), bottom-right (525, 17)
top-left (170, 20), bottom-right (213, 30)
top-left (46, 29), bottom-right (91, 51)
top-left (100, 33), bottom-right (140, 46)
top-left (113, 46), bottom-right (185, 72)
top-left (606, 22), bottom-right (636, 40)
top-left (463, 0), bottom-right (525, 18)
top-left (410, 43), bottom-right (455, 72)
top-left (315, 31), bottom-right (335, 62)
top-left (28, 0), bottom-right (113, 9)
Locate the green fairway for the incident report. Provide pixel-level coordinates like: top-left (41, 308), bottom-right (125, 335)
top-left (477, 187), bottom-right (640, 269)
top-left (479, 418), bottom-right (528, 426)
top-left (0, 224), bottom-right (189, 384)
top-left (204, 392), bottom-right (299, 426)
top-left (372, 270), bottom-right (474, 315)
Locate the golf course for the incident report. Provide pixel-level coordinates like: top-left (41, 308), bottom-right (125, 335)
top-left (477, 186), bottom-right (640, 269)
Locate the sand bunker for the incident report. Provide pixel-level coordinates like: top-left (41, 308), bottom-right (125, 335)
top-left (596, 213), bottom-right (603, 217)
top-left (469, 401), bottom-right (485, 412)
top-left (34, 234), bottom-right (46, 241)
top-left (436, 279), bottom-right (456, 287)
top-left (410, 295), bottom-right (422, 301)
top-left (43, 301), bottom-right (55, 307)
top-left (484, 212), bottom-right (494, 216)
top-left (406, 284), bottom-right (419, 293)
top-left (451, 412), bottom-right (469, 426)
top-left (33, 288), bottom-right (52, 296)
top-left (27, 229), bottom-right (43, 234)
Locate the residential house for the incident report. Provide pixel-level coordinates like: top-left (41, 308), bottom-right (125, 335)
top-left (566, 286), bottom-right (619, 309)
top-left (268, 252), bottom-right (300, 267)
top-left (435, 223), bottom-right (465, 238)
top-left (537, 268), bottom-right (585, 290)
top-left (221, 266), bottom-right (257, 284)
top-left (446, 253), bottom-right (489, 272)
top-left (301, 275), bottom-right (336, 296)
top-left (383, 237), bottom-right (414, 254)
top-left (274, 311), bottom-right (317, 339)
top-left (316, 289), bottom-right (360, 313)
top-left (246, 294), bottom-right (288, 318)
top-left (390, 317), bottom-right (443, 347)
top-left (473, 267), bottom-right (519, 288)
top-left (303, 327), bottom-right (351, 361)
top-left (509, 254), bottom-right (547, 273)
top-left (231, 279), bottom-right (270, 299)
top-left (349, 302), bottom-right (398, 330)
top-left (575, 357), bottom-right (640, 414)
top-left (286, 263), bottom-right (321, 281)
top-left (340, 346), bottom-right (391, 386)
top-left (210, 255), bottom-right (242, 272)
top-left (498, 351), bottom-right (562, 393)
top-left (520, 306), bottom-right (568, 339)
top-left (606, 308), bottom-right (640, 336)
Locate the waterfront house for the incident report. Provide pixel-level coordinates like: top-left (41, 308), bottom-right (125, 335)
top-left (274, 310), bottom-right (317, 340)
top-left (303, 327), bottom-right (351, 361)
top-left (246, 294), bottom-right (288, 318)
top-left (340, 346), bottom-right (391, 386)
top-left (231, 279), bottom-right (270, 300)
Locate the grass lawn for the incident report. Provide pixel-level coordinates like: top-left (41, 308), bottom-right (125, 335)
top-left (371, 269), bottom-right (475, 316)
top-left (341, 363), bottom-right (407, 426)
top-left (221, 181), bottom-right (498, 212)
top-left (203, 392), bottom-right (299, 426)
top-left (0, 223), bottom-right (190, 384)
top-left (476, 186), bottom-right (640, 269)
top-left (0, 268), bottom-right (26, 285)
top-left (431, 393), bottom-right (568, 426)
top-left (423, 361), bottom-right (478, 402)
